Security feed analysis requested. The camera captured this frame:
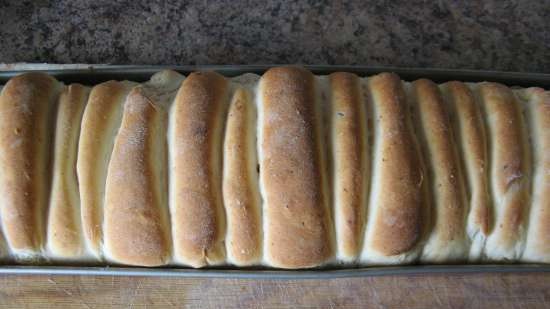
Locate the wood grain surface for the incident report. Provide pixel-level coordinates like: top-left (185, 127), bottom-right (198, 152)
top-left (0, 272), bottom-right (549, 308)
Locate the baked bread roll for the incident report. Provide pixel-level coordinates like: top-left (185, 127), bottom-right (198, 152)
top-left (223, 80), bottom-right (263, 266)
top-left (408, 79), bottom-right (468, 262)
top-left (0, 222), bottom-right (6, 259)
top-left (329, 72), bottom-right (369, 262)
top-left (0, 73), bottom-right (63, 257)
top-left (0, 85), bottom-right (9, 260)
top-left (103, 70), bottom-right (183, 266)
top-left (259, 67), bottom-right (333, 268)
top-left (440, 81), bottom-right (491, 261)
top-left (47, 84), bottom-right (90, 259)
top-left (169, 71), bottom-right (228, 267)
top-left (361, 73), bottom-right (427, 264)
top-left (77, 80), bottom-right (137, 257)
top-left (477, 82), bottom-right (531, 261)
top-left (519, 88), bottom-right (550, 263)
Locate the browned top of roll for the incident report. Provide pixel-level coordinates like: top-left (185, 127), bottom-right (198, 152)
top-left (171, 71), bottom-right (228, 267)
top-left (480, 83), bottom-right (529, 196)
top-left (522, 88), bottom-right (550, 260)
top-left (223, 88), bottom-right (262, 265)
top-left (0, 72), bottom-right (60, 252)
top-left (529, 89), bottom-right (550, 250)
top-left (442, 81), bottom-right (491, 237)
top-left (260, 66), bottom-right (332, 268)
top-left (478, 82), bottom-right (530, 254)
top-left (329, 72), bottom-right (368, 261)
top-left (411, 79), bottom-right (467, 260)
top-left (104, 87), bottom-right (171, 266)
top-left (47, 84), bottom-right (89, 258)
top-left (367, 73), bottom-right (425, 256)
top-left (77, 80), bottom-right (135, 255)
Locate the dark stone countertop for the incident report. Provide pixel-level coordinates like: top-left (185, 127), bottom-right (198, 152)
top-left (0, 0), bottom-right (549, 72)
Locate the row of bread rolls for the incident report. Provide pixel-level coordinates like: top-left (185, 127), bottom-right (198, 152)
top-left (0, 67), bottom-right (548, 268)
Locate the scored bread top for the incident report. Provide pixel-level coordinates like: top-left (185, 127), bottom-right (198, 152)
top-left (0, 67), bottom-right (548, 267)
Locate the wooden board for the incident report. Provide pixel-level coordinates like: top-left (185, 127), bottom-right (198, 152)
top-left (0, 272), bottom-right (549, 308)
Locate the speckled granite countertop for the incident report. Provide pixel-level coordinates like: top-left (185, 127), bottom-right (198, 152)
top-left (0, 0), bottom-right (548, 72)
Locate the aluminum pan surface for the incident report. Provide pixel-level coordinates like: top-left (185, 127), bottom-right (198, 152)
top-left (0, 265), bottom-right (549, 279)
top-left (0, 65), bottom-right (549, 87)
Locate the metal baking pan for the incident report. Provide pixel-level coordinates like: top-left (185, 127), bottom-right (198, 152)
top-left (1, 64), bottom-right (550, 87)
top-left (0, 65), bottom-right (549, 279)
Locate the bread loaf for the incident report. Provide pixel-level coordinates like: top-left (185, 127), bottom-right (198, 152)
top-left (0, 67), bottom-right (548, 268)
top-left (47, 84), bottom-right (90, 259)
top-left (77, 80), bottom-right (137, 257)
top-left (0, 73), bottom-right (62, 257)
top-left (223, 84), bottom-right (263, 266)
top-left (0, 81), bottom-right (6, 260)
top-left (519, 88), bottom-right (550, 263)
top-left (440, 82), bottom-right (491, 261)
top-left (477, 82), bottom-right (531, 261)
top-left (409, 79), bottom-right (468, 263)
top-left (169, 71), bottom-right (228, 267)
top-left (259, 67), bottom-right (333, 268)
top-left (0, 85), bottom-right (5, 259)
top-left (103, 70), bottom-right (183, 266)
top-left (361, 73), bottom-right (427, 264)
top-left (329, 72), bottom-right (369, 262)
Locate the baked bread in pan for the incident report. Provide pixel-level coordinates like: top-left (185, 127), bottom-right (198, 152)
top-left (0, 66), bottom-right (548, 268)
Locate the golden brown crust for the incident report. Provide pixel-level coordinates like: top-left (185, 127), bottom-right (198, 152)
top-left (260, 66), bottom-right (333, 268)
top-left (410, 79), bottom-right (468, 262)
top-left (170, 71), bottom-right (228, 267)
top-left (478, 82), bottom-right (530, 260)
top-left (0, 226), bottom-right (6, 258)
top-left (223, 88), bottom-right (262, 265)
top-left (362, 73), bottom-right (425, 261)
top-left (0, 72), bottom-right (61, 254)
top-left (521, 88), bottom-right (550, 262)
top-left (329, 72), bottom-right (368, 261)
top-left (104, 87), bottom-right (171, 267)
top-left (440, 81), bottom-right (491, 259)
top-left (47, 84), bottom-right (90, 258)
top-left (77, 80), bottom-right (136, 256)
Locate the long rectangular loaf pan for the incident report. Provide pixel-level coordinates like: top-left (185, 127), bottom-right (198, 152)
top-left (1, 65), bottom-right (550, 87)
top-left (0, 65), bottom-right (549, 279)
